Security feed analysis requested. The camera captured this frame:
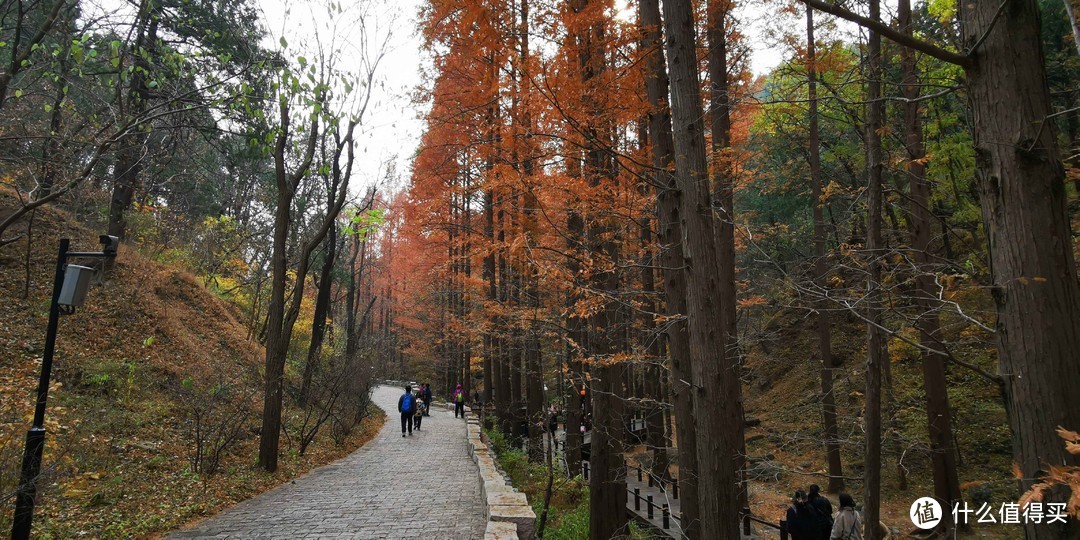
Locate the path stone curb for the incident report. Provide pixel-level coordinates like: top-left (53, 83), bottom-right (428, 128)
top-left (464, 413), bottom-right (536, 540)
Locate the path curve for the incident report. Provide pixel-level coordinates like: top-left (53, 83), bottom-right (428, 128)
top-left (169, 385), bottom-right (486, 539)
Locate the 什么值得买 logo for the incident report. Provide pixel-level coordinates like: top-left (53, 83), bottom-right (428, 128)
top-left (910, 497), bottom-right (943, 529)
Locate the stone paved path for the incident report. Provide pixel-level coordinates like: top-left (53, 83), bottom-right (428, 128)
top-left (169, 385), bottom-right (486, 539)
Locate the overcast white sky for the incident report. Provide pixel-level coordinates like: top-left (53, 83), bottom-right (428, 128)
top-left (257, 0), bottom-right (802, 200)
top-left (259, 0), bottom-right (803, 199)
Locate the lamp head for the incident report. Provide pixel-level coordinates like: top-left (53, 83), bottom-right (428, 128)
top-left (99, 235), bottom-right (119, 257)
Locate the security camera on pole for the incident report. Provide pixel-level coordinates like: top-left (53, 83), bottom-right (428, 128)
top-left (11, 235), bottom-right (119, 540)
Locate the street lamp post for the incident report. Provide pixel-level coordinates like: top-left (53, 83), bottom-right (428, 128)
top-left (11, 235), bottom-right (118, 540)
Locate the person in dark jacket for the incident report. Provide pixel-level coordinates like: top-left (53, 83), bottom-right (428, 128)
top-left (786, 489), bottom-right (816, 540)
top-left (398, 385), bottom-right (415, 437)
top-left (422, 383), bottom-right (433, 416)
top-left (807, 484), bottom-right (834, 540)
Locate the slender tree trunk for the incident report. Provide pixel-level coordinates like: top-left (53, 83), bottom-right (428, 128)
top-left (863, 0), bottom-right (885, 535)
top-left (806, 6), bottom-right (844, 494)
top-left (300, 224), bottom-right (338, 403)
top-left (662, 0), bottom-right (740, 536)
top-left (108, 2), bottom-right (157, 240)
top-left (259, 102), bottom-right (353, 472)
top-left (346, 238), bottom-right (366, 361)
top-left (497, 195), bottom-right (514, 437)
top-left (564, 201), bottom-right (586, 476)
top-left (898, 0), bottom-right (960, 528)
top-left (483, 52), bottom-right (499, 408)
top-left (640, 0), bottom-right (700, 533)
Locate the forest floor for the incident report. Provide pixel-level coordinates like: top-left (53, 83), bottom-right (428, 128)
top-left (0, 193), bottom-right (384, 538)
top-left (736, 300), bottom-right (1023, 538)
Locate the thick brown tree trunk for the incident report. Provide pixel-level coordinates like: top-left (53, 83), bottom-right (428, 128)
top-left (806, 6), bottom-right (844, 494)
top-left (959, 2), bottom-right (1080, 537)
top-left (661, 0), bottom-right (741, 537)
top-left (786, 4), bottom-right (1080, 528)
top-left (706, 0), bottom-right (748, 510)
top-left (640, 0), bottom-right (700, 533)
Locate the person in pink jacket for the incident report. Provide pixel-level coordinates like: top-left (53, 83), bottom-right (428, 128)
top-left (452, 383), bottom-right (466, 418)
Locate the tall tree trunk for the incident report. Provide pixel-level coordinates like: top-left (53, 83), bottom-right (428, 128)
top-left (108, 2), bottom-right (157, 240)
top-left (565, 0), bottom-right (629, 535)
top-left (898, 0), bottom-right (960, 528)
top-left (483, 52), bottom-right (499, 409)
top-left (464, 175), bottom-right (474, 402)
top-left (640, 0), bottom-right (700, 533)
top-left (661, 0), bottom-right (741, 536)
top-left (516, 0), bottom-right (545, 460)
top-left (639, 184), bottom-right (669, 481)
top-left (260, 101), bottom-right (312, 472)
top-left (497, 195), bottom-right (514, 437)
top-left (863, 1), bottom-right (885, 535)
top-left (564, 202), bottom-right (586, 477)
top-left (346, 238), bottom-right (367, 361)
top-left (259, 102), bottom-right (354, 472)
top-left (806, 6), bottom-right (844, 494)
top-left (959, 2), bottom-right (1080, 537)
top-left (706, 0), bottom-right (747, 510)
top-left (797, 2), bottom-right (1080, 531)
top-left (300, 224), bottom-right (338, 403)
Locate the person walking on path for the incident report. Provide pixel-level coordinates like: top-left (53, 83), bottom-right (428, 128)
top-left (398, 385), bottom-right (416, 437)
top-left (786, 489), bottom-right (816, 540)
top-left (422, 383), bottom-right (433, 416)
top-left (807, 484), bottom-right (834, 540)
top-left (414, 390), bottom-right (426, 431)
top-left (453, 383), bottom-right (466, 418)
top-left (830, 493), bottom-right (863, 540)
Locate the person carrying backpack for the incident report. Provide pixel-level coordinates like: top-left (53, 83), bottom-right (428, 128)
top-left (398, 385), bottom-right (416, 437)
top-left (830, 493), bottom-right (863, 540)
top-left (807, 484), bottom-right (834, 540)
top-left (453, 383), bottom-right (465, 418)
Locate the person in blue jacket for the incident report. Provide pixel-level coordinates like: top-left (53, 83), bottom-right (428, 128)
top-left (398, 385), bottom-right (416, 437)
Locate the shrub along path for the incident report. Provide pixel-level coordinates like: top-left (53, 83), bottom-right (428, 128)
top-left (168, 385), bottom-right (486, 539)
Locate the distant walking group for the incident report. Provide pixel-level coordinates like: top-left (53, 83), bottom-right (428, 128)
top-left (785, 485), bottom-right (865, 540)
top-left (397, 383), bottom-right (432, 437)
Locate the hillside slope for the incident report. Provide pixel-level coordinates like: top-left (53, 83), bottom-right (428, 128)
top-left (739, 302), bottom-right (1016, 537)
top-left (0, 196), bottom-right (380, 538)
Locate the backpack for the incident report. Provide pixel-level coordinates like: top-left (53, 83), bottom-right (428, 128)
top-left (456, 391), bottom-right (463, 403)
top-left (402, 392), bottom-right (414, 413)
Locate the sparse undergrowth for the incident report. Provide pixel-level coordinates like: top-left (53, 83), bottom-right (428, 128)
top-left (485, 427), bottom-right (656, 540)
top-left (0, 196), bottom-right (386, 538)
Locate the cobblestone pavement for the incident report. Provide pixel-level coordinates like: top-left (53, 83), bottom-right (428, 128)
top-left (169, 385), bottom-right (486, 539)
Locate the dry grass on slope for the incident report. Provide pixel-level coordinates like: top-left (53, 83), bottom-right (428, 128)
top-left (0, 195), bottom-right (382, 539)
